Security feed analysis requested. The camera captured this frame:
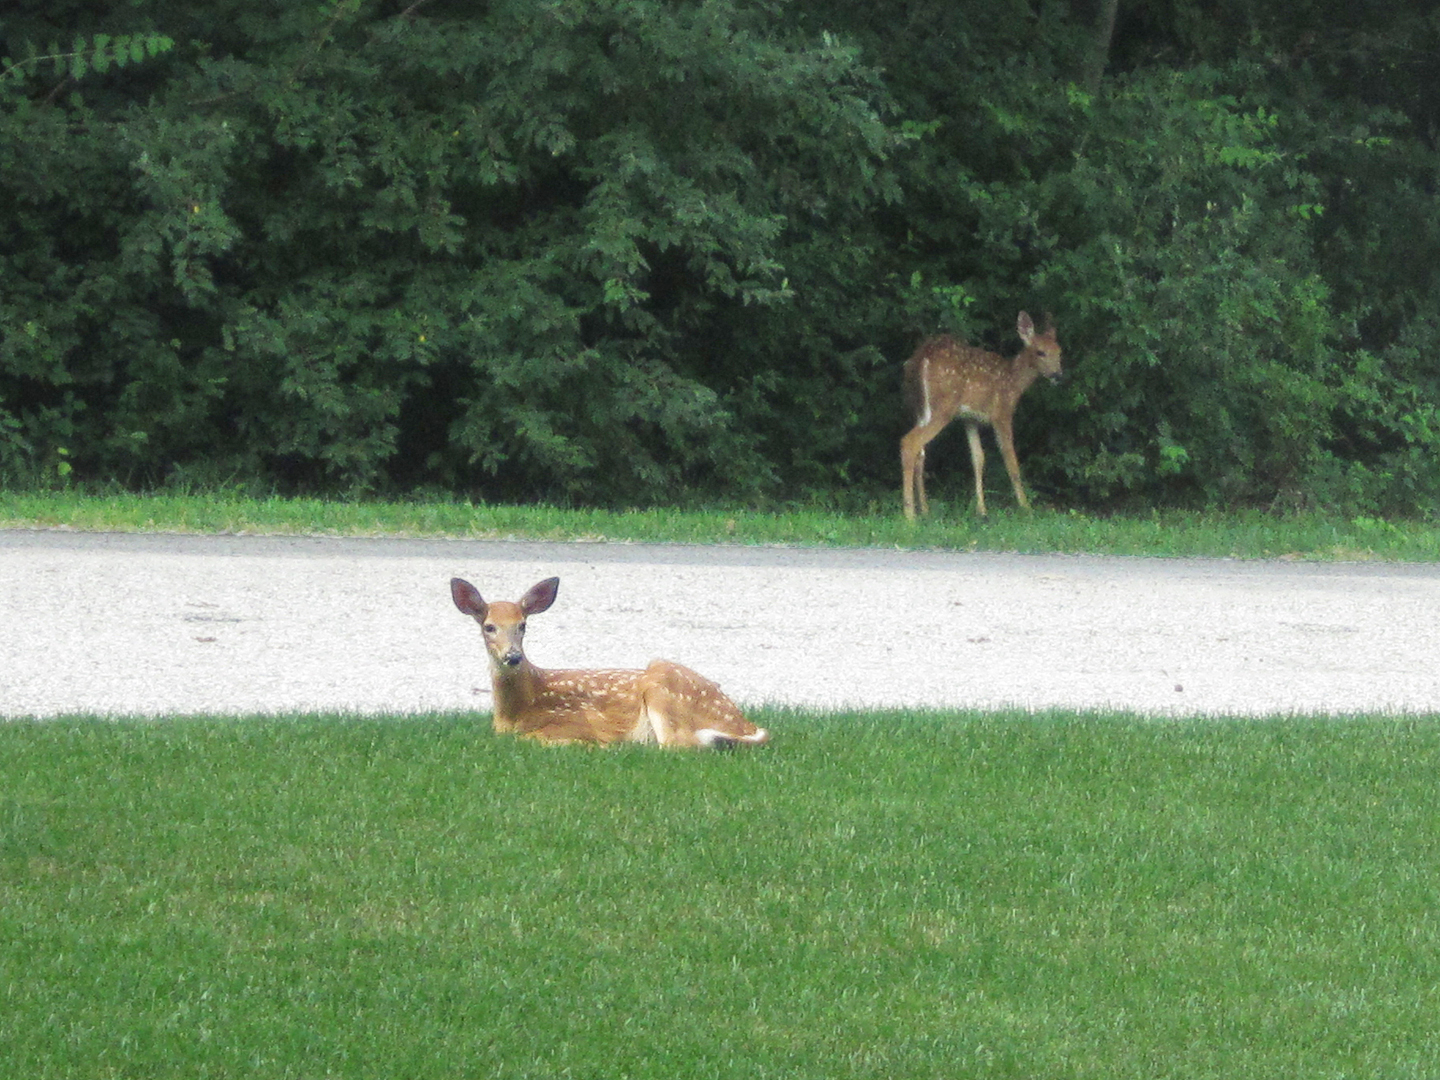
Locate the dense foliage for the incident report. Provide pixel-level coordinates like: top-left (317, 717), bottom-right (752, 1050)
top-left (3, 0), bottom-right (1437, 514)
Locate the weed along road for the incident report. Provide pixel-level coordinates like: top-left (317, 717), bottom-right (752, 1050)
top-left (3, 528), bottom-right (1440, 719)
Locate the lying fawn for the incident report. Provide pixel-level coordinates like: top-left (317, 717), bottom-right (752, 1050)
top-left (451, 576), bottom-right (768, 749)
top-left (900, 311), bottom-right (1062, 520)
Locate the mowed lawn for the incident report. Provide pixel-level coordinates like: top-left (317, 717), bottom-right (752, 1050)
top-left (3, 711), bottom-right (1438, 1079)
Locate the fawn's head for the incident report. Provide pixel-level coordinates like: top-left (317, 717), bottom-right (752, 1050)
top-left (1017, 311), bottom-right (1062, 382)
top-left (451, 576), bottom-right (560, 669)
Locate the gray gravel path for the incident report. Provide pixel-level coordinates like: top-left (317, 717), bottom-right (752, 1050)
top-left (3, 529), bottom-right (1439, 719)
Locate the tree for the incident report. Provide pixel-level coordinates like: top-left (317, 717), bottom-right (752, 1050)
top-left (5, 0), bottom-right (1440, 516)
top-left (1, 0), bottom-right (901, 501)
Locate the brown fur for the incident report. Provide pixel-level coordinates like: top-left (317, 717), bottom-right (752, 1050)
top-left (900, 311), bottom-right (1062, 519)
top-left (451, 576), bottom-right (768, 749)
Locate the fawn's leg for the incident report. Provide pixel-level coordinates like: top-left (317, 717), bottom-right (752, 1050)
top-left (964, 422), bottom-right (988, 517)
top-left (991, 417), bottom-right (1030, 510)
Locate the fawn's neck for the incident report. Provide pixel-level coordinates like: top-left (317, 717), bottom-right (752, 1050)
top-left (488, 658), bottom-right (546, 730)
top-left (1008, 346), bottom-right (1045, 391)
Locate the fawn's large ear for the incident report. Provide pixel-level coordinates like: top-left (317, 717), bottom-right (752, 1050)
top-left (451, 577), bottom-right (487, 619)
top-left (1041, 311), bottom-right (1055, 333)
top-left (1016, 311), bottom-right (1035, 343)
top-left (520, 577), bottom-right (560, 616)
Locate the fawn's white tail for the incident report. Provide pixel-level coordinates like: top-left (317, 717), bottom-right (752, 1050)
top-left (901, 311), bottom-right (1062, 519)
top-left (451, 576), bottom-right (768, 749)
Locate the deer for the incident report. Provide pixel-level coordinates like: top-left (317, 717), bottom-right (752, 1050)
top-left (900, 311), bottom-right (1063, 520)
top-left (450, 576), bottom-right (769, 749)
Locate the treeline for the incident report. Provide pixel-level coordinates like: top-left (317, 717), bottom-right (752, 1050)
top-left (2, 0), bottom-right (1437, 515)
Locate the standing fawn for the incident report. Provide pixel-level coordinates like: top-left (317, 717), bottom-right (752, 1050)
top-left (900, 311), bottom-right (1062, 520)
top-left (450, 576), bottom-right (769, 749)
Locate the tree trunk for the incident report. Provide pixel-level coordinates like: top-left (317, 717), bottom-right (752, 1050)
top-left (1081, 0), bottom-right (1120, 92)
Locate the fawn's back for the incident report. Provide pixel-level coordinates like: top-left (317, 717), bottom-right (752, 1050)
top-left (905, 325), bottom-right (1060, 428)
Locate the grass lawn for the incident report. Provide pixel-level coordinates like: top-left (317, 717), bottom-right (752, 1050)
top-left (2, 488), bottom-right (1438, 561)
top-left (4, 710), bottom-right (1439, 1079)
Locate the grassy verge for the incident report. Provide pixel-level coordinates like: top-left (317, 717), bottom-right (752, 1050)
top-left (2, 489), bottom-right (1438, 560)
top-left (4, 710), bottom-right (1439, 1079)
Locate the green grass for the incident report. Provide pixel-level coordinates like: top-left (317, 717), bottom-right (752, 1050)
top-left (4, 710), bottom-right (1440, 1079)
top-left (2, 488), bottom-right (1439, 560)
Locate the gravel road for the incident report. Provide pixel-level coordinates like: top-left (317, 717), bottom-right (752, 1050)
top-left (3, 528), bottom-right (1439, 719)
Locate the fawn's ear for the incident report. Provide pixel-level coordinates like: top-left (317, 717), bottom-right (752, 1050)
top-left (451, 577), bottom-right (487, 619)
top-left (1016, 311), bottom-right (1035, 343)
top-left (520, 577), bottom-right (560, 616)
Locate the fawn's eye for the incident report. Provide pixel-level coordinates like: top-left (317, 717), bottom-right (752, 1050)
top-left (483, 623), bottom-right (496, 634)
